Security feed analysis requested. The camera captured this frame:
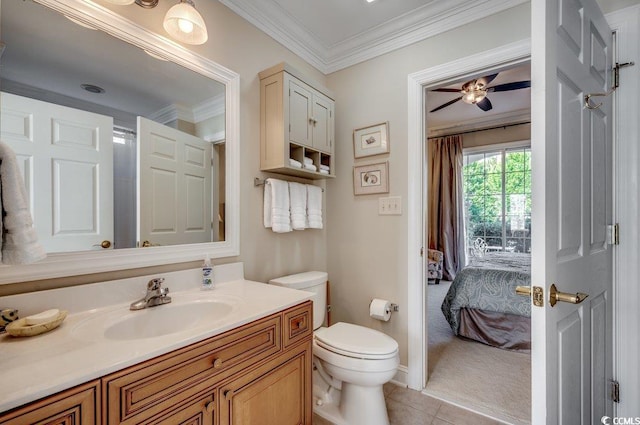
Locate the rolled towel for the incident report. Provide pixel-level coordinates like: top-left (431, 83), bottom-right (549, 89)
top-left (319, 164), bottom-right (330, 172)
top-left (319, 169), bottom-right (329, 175)
top-left (304, 163), bottom-right (317, 172)
top-left (289, 158), bottom-right (303, 168)
top-left (306, 185), bottom-right (323, 229)
top-left (263, 178), bottom-right (291, 233)
top-left (303, 157), bottom-right (313, 165)
top-left (288, 182), bottom-right (307, 230)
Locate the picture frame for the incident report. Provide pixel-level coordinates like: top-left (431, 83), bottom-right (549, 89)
top-left (353, 162), bottom-right (389, 196)
top-left (353, 122), bottom-right (389, 158)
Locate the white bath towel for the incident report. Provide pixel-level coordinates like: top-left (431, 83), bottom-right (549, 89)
top-left (289, 158), bottom-right (303, 168)
top-left (303, 157), bottom-right (313, 165)
top-left (319, 169), bottom-right (329, 175)
top-left (303, 163), bottom-right (317, 172)
top-left (0, 141), bottom-right (46, 264)
top-left (288, 182), bottom-right (307, 230)
top-left (306, 185), bottom-right (323, 229)
top-left (319, 164), bottom-right (330, 172)
top-left (263, 178), bottom-right (291, 233)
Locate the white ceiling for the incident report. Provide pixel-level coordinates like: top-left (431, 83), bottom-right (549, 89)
top-left (220, 0), bottom-right (529, 74)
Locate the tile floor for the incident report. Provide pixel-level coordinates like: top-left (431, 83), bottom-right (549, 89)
top-left (313, 383), bottom-right (505, 425)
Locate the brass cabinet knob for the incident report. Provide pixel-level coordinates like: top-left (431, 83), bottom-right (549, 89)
top-left (142, 240), bottom-right (151, 248)
top-left (100, 240), bottom-right (111, 249)
top-left (205, 401), bottom-right (214, 413)
top-left (213, 358), bottom-right (223, 369)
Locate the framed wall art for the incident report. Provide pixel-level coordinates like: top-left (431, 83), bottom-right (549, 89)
top-left (353, 162), bottom-right (389, 196)
top-left (353, 122), bottom-right (389, 158)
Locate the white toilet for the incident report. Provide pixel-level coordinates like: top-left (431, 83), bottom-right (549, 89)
top-left (269, 271), bottom-right (399, 425)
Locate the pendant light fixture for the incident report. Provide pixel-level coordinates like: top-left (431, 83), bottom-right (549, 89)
top-left (163, 0), bottom-right (208, 45)
top-left (102, 0), bottom-right (208, 45)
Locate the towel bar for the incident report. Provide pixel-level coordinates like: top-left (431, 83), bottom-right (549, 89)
top-left (254, 177), bottom-right (324, 191)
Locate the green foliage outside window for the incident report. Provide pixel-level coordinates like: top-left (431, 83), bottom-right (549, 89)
top-left (464, 148), bottom-right (531, 253)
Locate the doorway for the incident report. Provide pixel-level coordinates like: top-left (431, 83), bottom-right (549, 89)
top-left (405, 37), bottom-right (531, 405)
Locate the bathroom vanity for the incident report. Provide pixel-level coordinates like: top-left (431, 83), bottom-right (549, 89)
top-left (0, 264), bottom-right (313, 424)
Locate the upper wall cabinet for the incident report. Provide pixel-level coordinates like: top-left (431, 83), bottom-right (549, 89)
top-left (259, 63), bottom-right (335, 179)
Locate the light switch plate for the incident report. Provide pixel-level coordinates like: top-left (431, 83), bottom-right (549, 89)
top-left (379, 196), bottom-right (402, 215)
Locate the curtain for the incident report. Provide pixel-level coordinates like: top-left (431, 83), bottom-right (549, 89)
top-left (428, 135), bottom-right (465, 281)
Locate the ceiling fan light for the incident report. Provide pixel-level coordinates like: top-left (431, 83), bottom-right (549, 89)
top-left (163, 0), bottom-right (208, 45)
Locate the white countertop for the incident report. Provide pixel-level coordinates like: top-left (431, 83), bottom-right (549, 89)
top-left (0, 263), bottom-right (312, 413)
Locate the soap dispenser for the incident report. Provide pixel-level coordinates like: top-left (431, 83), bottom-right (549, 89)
top-left (202, 254), bottom-right (214, 290)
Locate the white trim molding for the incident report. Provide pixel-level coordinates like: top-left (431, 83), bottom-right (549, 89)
top-left (0, 0), bottom-right (241, 284)
top-left (222, 0), bottom-right (528, 74)
top-left (406, 38), bottom-right (531, 390)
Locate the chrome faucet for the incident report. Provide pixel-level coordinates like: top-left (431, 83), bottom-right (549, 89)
top-left (130, 278), bottom-right (171, 310)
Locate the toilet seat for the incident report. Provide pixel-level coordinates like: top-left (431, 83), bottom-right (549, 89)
top-left (314, 322), bottom-right (398, 360)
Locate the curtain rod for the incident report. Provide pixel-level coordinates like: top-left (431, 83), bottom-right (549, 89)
top-left (429, 121), bottom-right (531, 138)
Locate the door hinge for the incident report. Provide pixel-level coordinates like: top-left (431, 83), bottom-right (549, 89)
top-left (611, 380), bottom-right (620, 403)
top-left (607, 223), bottom-right (619, 245)
top-left (420, 247), bottom-right (424, 257)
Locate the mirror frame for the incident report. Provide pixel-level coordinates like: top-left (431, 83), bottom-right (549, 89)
top-left (0, 0), bottom-right (240, 284)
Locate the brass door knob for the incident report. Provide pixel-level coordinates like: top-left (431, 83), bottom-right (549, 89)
top-left (549, 284), bottom-right (589, 307)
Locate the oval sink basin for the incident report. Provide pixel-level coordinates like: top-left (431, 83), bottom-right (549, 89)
top-left (72, 297), bottom-right (238, 341)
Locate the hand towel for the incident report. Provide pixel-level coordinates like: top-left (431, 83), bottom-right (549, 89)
top-left (303, 157), bottom-right (313, 165)
top-left (289, 158), bottom-right (303, 168)
top-left (263, 178), bottom-right (292, 233)
top-left (319, 164), bottom-right (330, 172)
top-left (288, 182), bottom-right (307, 230)
top-left (304, 163), bottom-right (317, 172)
top-left (319, 169), bottom-right (329, 175)
top-left (0, 141), bottom-right (46, 264)
top-left (306, 185), bottom-right (323, 229)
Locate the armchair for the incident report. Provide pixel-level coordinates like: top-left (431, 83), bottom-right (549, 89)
top-left (427, 249), bottom-right (444, 284)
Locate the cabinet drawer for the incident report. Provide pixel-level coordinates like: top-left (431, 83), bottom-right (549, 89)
top-left (0, 381), bottom-right (100, 425)
top-left (142, 390), bottom-right (215, 425)
top-left (104, 315), bottom-right (281, 424)
top-left (283, 301), bottom-right (312, 348)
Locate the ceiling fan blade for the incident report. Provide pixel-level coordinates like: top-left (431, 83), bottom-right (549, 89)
top-left (476, 73), bottom-right (499, 87)
top-left (476, 97), bottom-right (493, 111)
top-left (431, 88), bottom-right (462, 93)
top-left (488, 80), bottom-right (531, 92)
top-left (429, 97), bottom-right (462, 113)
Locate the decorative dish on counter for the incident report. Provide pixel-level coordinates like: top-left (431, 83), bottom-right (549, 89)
top-left (5, 309), bottom-right (68, 337)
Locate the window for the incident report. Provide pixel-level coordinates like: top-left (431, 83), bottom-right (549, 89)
top-left (463, 146), bottom-right (531, 253)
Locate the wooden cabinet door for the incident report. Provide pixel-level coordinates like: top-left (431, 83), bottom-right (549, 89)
top-left (0, 381), bottom-right (100, 425)
top-left (311, 94), bottom-right (333, 154)
top-left (219, 342), bottom-right (312, 425)
top-left (287, 80), bottom-right (313, 148)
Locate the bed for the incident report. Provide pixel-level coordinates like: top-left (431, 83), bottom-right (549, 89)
top-left (441, 252), bottom-right (531, 351)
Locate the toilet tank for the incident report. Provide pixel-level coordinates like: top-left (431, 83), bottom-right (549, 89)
top-left (269, 271), bottom-right (327, 330)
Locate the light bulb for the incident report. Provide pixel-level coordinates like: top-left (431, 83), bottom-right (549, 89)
top-left (178, 18), bottom-right (194, 34)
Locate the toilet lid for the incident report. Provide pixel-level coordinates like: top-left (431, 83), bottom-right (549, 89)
top-left (314, 322), bottom-right (398, 360)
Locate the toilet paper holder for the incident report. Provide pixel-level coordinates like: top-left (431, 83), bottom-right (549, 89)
top-left (369, 300), bottom-right (399, 312)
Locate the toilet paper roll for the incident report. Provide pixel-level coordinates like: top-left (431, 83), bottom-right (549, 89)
top-left (369, 298), bottom-right (392, 321)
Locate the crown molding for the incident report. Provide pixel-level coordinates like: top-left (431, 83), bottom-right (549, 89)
top-left (193, 93), bottom-right (225, 122)
top-left (148, 103), bottom-right (193, 124)
top-left (221, 0), bottom-right (528, 74)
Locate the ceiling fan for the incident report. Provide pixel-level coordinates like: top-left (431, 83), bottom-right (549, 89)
top-left (429, 73), bottom-right (531, 113)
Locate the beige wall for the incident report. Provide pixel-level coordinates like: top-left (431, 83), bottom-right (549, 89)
top-left (325, 3), bottom-right (531, 366)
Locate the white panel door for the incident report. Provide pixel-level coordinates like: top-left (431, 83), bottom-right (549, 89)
top-left (531, 0), bottom-right (613, 423)
top-left (0, 92), bottom-right (114, 252)
top-left (137, 117), bottom-right (212, 247)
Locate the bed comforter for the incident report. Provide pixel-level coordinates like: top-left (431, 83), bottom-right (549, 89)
top-left (441, 252), bottom-right (531, 350)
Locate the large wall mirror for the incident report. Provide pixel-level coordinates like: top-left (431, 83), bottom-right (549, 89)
top-left (0, 0), bottom-right (240, 284)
